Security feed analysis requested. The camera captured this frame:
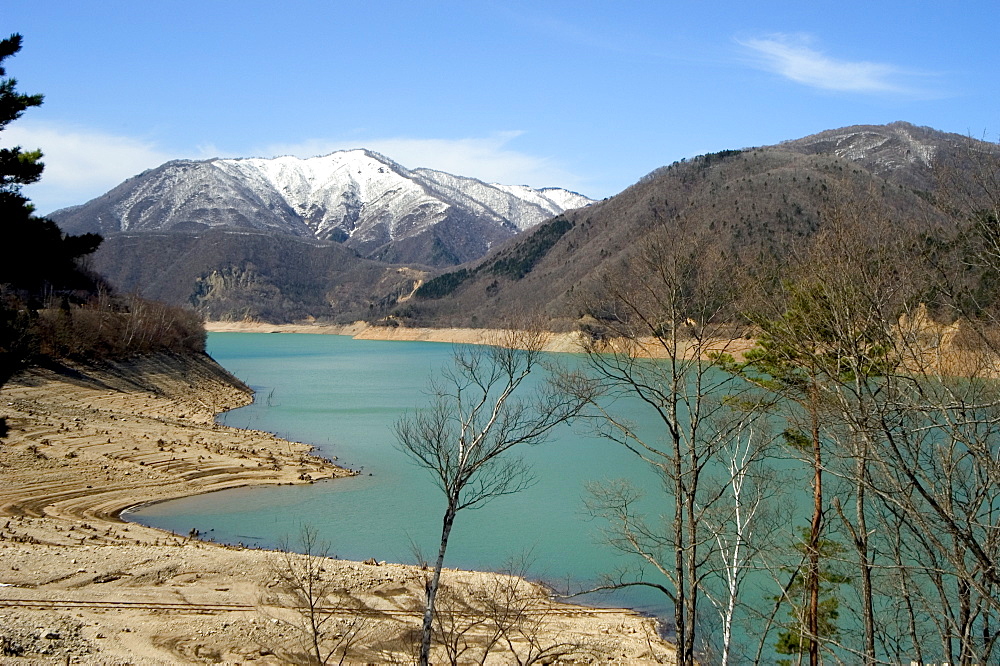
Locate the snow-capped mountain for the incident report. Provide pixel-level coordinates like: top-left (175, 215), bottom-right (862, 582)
top-left (52, 150), bottom-right (593, 267)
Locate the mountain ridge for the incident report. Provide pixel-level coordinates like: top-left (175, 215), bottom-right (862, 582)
top-left (51, 149), bottom-right (593, 268)
top-left (51, 122), bottom-right (999, 326)
top-left (397, 122), bottom-right (1000, 329)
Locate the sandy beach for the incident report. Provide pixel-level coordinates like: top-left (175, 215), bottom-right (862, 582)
top-left (0, 352), bottom-right (675, 664)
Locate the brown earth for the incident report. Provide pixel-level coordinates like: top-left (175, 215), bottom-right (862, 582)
top-left (204, 320), bottom-right (589, 352)
top-left (0, 353), bottom-right (675, 664)
top-left (204, 320), bottom-right (757, 360)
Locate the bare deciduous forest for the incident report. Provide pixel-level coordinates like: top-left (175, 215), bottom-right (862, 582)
top-left (538, 142), bottom-right (1000, 665)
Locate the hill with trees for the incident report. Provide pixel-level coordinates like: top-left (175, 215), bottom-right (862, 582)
top-left (51, 121), bottom-right (995, 328)
top-left (94, 229), bottom-right (423, 323)
top-left (397, 122), bottom-right (998, 330)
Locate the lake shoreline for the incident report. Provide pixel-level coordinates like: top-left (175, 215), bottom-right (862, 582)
top-left (205, 319), bottom-right (592, 352)
top-left (205, 319), bottom-right (758, 360)
top-left (0, 350), bottom-right (675, 663)
top-left (0, 353), bottom-right (353, 526)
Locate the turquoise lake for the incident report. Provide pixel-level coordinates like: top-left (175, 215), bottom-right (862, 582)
top-left (126, 332), bottom-right (744, 623)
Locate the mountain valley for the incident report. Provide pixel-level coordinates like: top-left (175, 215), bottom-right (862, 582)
top-left (51, 122), bottom-right (1000, 326)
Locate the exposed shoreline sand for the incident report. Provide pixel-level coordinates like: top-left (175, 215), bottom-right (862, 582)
top-left (205, 320), bottom-right (592, 353)
top-left (205, 319), bottom-right (757, 360)
top-left (0, 353), bottom-right (675, 663)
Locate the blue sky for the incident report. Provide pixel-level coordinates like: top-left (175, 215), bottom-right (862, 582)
top-left (3, 1), bottom-right (997, 214)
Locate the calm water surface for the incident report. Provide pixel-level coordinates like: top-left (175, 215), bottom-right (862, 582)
top-left (128, 333), bottom-right (692, 617)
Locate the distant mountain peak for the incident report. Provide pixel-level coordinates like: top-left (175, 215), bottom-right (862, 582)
top-left (67, 121), bottom-right (1000, 326)
top-left (51, 150), bottom-right (594, 268)
top-left (778, 121), bottom-right (990, 189)
top-left (787, 122), bottom-right (936, 167)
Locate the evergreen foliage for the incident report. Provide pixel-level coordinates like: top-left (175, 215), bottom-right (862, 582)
top-left (0, 33), bottom-right (206, 427)
top-left (413, 268), bottom-right (471, 300)
top-left (697, 148), bottom-right (745, 168)
top-left (487, 216), bottom-right (573, 280)
top-left (412, 216), bottom-right (574, 304)
top-left (0, 33), bottom-right (103, 301)
top-left (774, 532), bottom-right (850, 664)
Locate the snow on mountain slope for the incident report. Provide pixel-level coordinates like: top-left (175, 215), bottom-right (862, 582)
top-left (490, 184), bottom-right (594, 225)
top-left (781, 121), bottom-right (954, 188)
top-left (54, 149), bottom-right (593, 267)
top-left (212, 150), bottom-right (453, 244)
top-left (411, 169), bottom-right (591, 232)
top-left (109, 160), bottom-right (309, 235)
top-left (206, 150), bottom-right (593, 242)
top-left (794, 124), bottom-right (936, 168)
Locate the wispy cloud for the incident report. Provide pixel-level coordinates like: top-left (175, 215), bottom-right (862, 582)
top-left (2, 125), bottom-right (590, 214)
top-left (738, 34), bottom-right (924, 95)
top-left (2, 121), bottom-right (173, 213)
top-left (260, 132), bottom-right (585, 191)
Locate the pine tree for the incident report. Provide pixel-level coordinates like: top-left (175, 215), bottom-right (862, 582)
top-left (0, 33), bottom-right (102, 299)
top-left (1, 33), bottom-right (44, 229)
top-left (0, 33), bottom-right (102, 424)
top-left (0, 34), bottom-right (40, 394)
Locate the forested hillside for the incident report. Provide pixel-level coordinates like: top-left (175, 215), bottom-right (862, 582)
top-left (471, 124), bottom-right (1000, 665)
top-left (401, 123), bottom-right (997, 330)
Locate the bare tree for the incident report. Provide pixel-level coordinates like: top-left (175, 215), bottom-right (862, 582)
top-left (849, 322), bottom-right (1000, 664)
top-left (478, 556), bottom-right (591, 665)
top-left (394, 328), bottom-right (593, 666)
top-left (699, 422), bottom-right (777, 665)
top-left (263, 526), bottom-right (369, 665)
top-left (733, 188), bottom-right (916, 665)
top-left (818, 147), bottom-right (1000, 664)
top-left (738, 174), bottom-right (1000, 664)
top-left (429, 581), bottom-right (490, 665)
top-left (428, 569), bottom-right (588, 665)
top-left (569, 225), bottom-right (775, 665)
